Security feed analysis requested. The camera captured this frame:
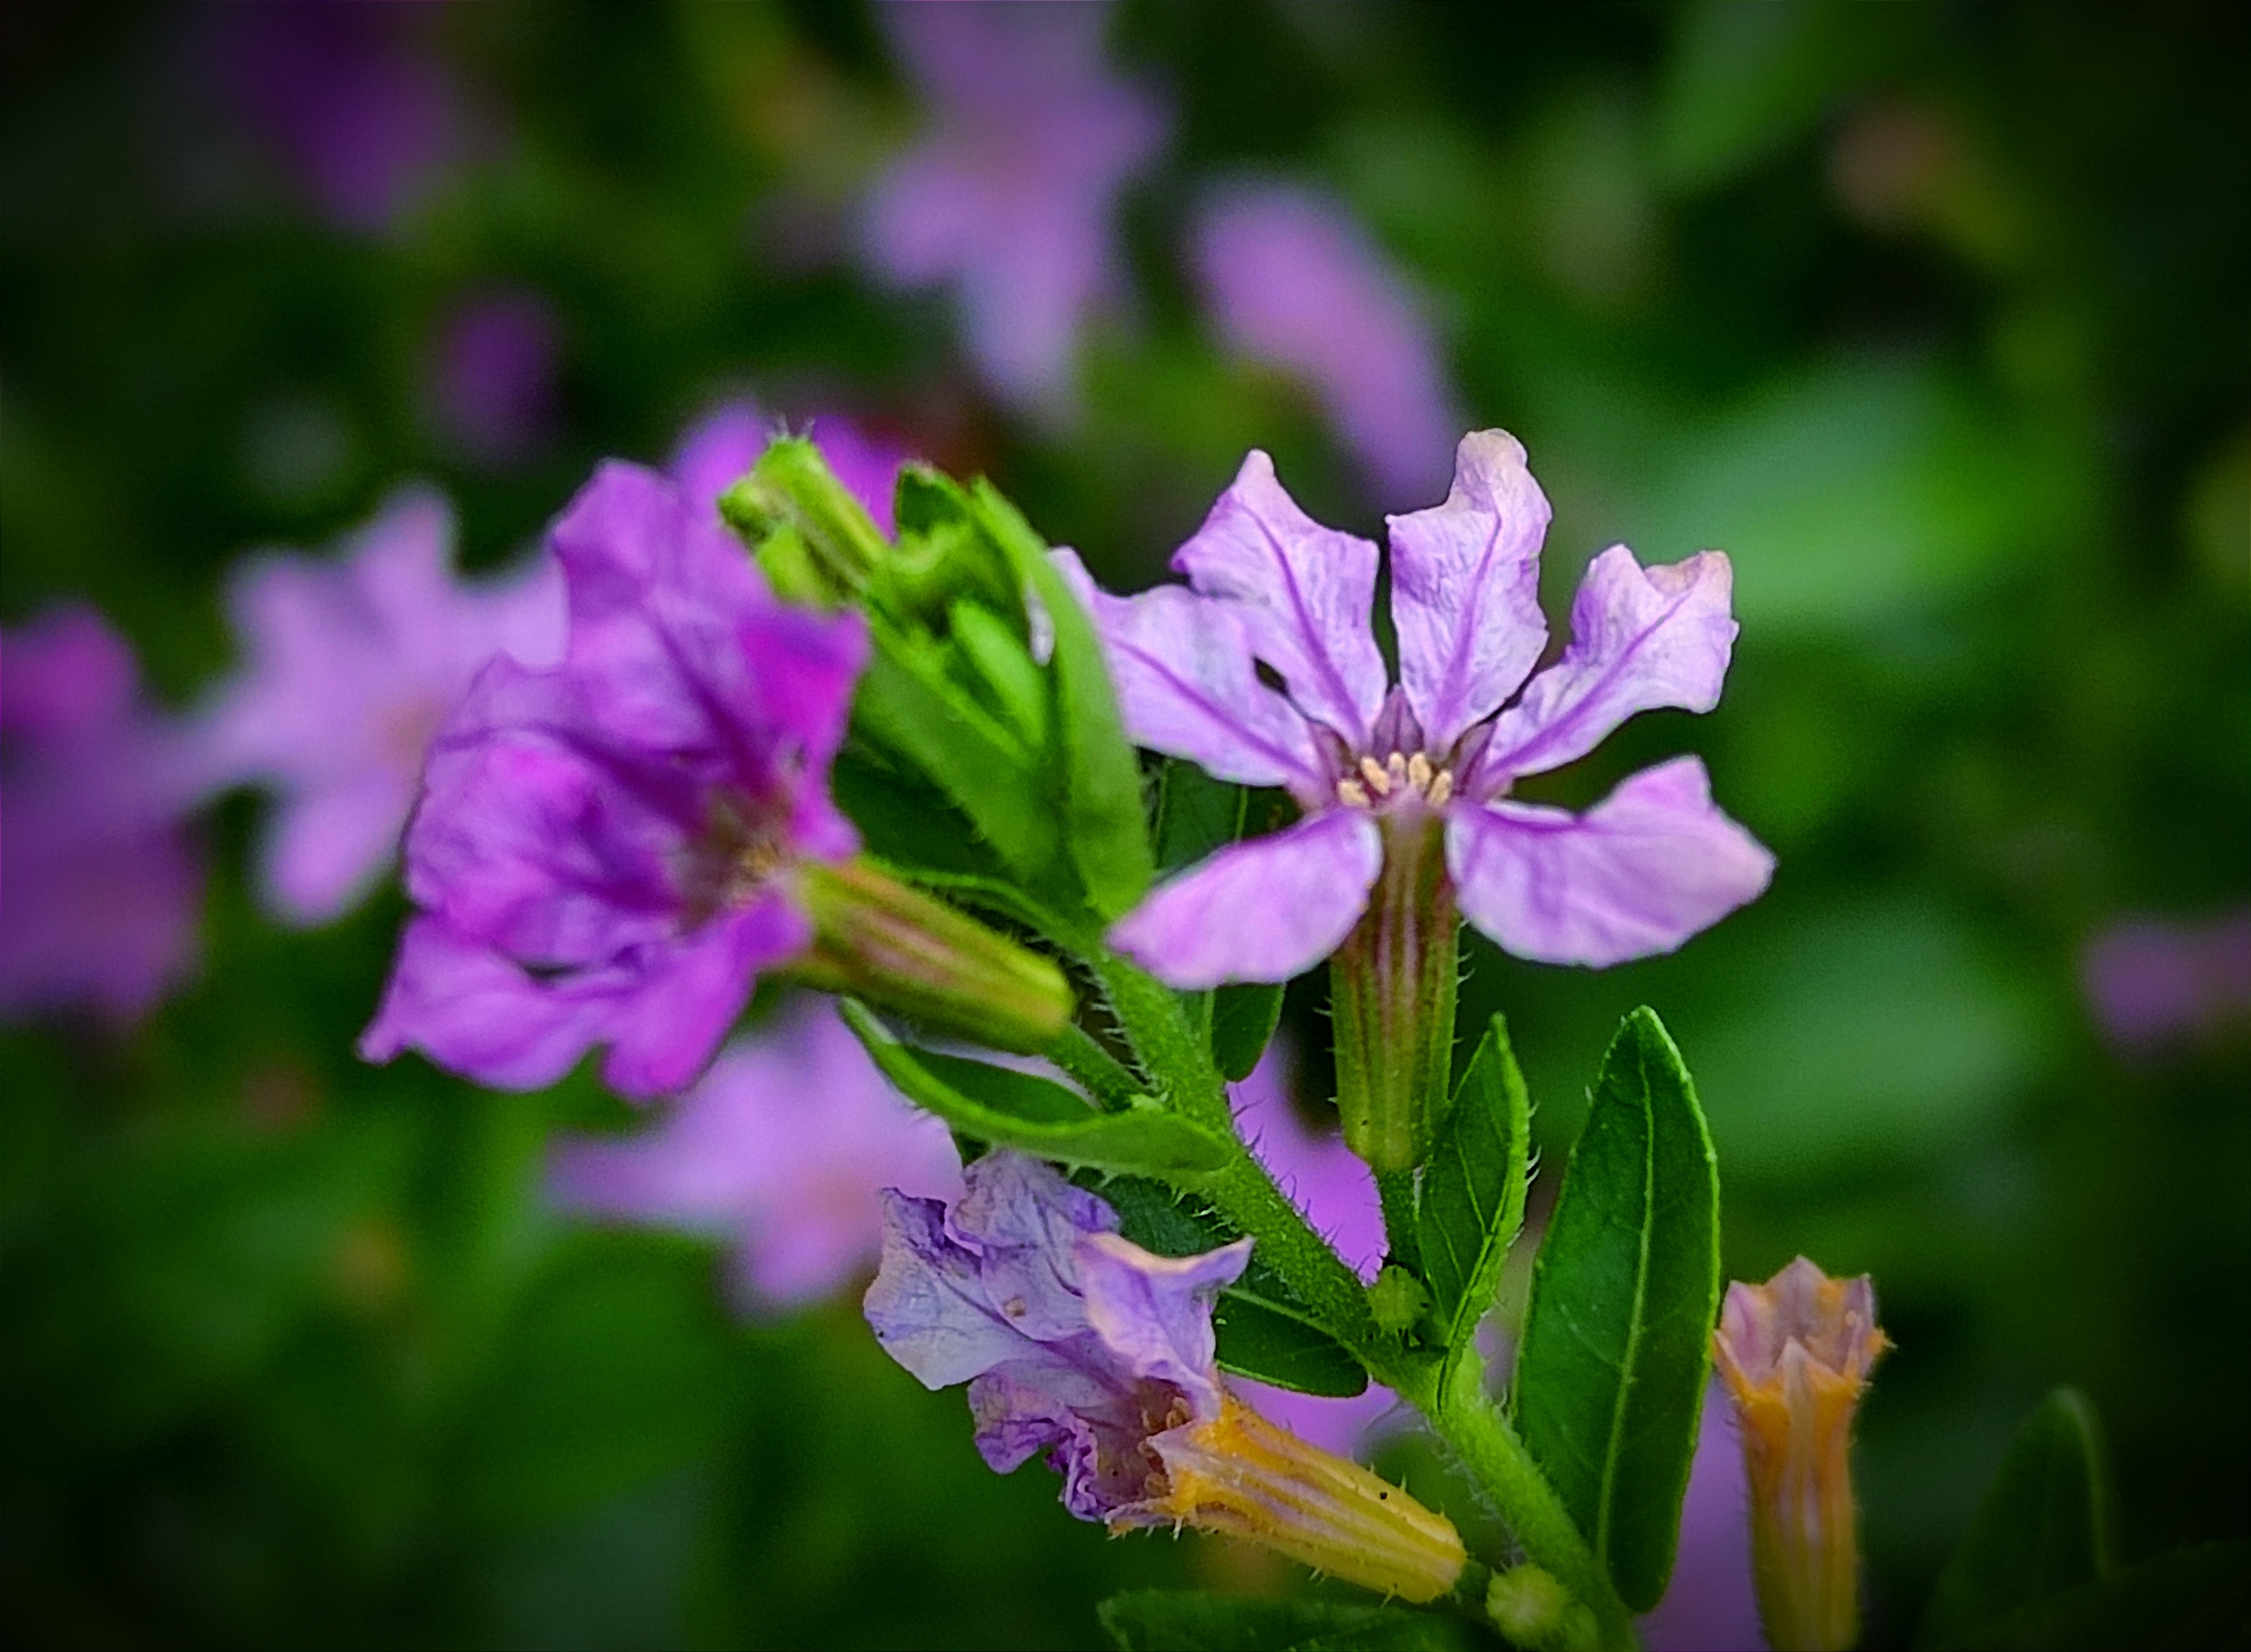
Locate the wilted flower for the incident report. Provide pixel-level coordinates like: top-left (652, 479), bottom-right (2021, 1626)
top-left (861, 2), bottom-right (1165, 417)
top-left (1, 608), bottom-right (203, 1023)
top-left (1192, 181), bottom-right (1460, 502)
top-left (547, 996), bottom-right (962, 1309)
top-left (1713, 1258), bottom-right (1889, 1652)
top-left (192, 489), bottom-right (564, 926)
top-left (867, 1152), bottom-right (1465, 1601)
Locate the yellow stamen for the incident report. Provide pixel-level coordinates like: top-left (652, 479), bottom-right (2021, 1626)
top-left (1359, 755), bottom-right (1394, 797)
top-left (1426, 770), bottom-right (1454, 807)
top-left (1406, 752), bottom-right (1433, 790)
top-left (1338, 779), bottom-right (1371, 808)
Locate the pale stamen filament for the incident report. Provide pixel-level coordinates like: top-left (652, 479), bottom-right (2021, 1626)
top-left (1336, 750), bottom-right (1457, 811)
top-left (1385, 751), bottom-right (1408, 789)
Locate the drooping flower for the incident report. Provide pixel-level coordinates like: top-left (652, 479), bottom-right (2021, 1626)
top-left (1192, 181), bottom-right (1460, 502)
top-left (1062, 431), bottom-right (1774, 987)
top-left (1713, 1257), bottom-right (1890, 1652)
top-left (1, 608), bottom-right (204, 1023)
top-left (860, 2), bottom-right (1166, 418)
top-left (2079, 906), bottom-right (2251, 1052)
top-left (866, 1151), bottom-right (1465, 1602)
top-left (192, 489), bottom-right (564, 926)
top-left (547, 995), bottom-right (963, 1309)
top-left (359, 458), bottom-right (870, 1098)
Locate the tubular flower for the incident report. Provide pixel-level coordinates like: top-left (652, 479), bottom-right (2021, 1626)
top-left (1713, 1257), bottom-right (1891, 1652)
top-left (865, 1153), bottom-right (1465, 1602)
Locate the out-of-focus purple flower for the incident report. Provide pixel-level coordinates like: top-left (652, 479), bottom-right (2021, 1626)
top-left (1061, 430), bottom-right (1774, 989)
top-left (194, 490), bottom-right (564, 927)
top-left (359, 459), bottom-right (867, 1099)
top-left (2080, 907), bottom-right (2251, 1051)
top-left (1192, 182), bottom-right (1461, 502)
top-left (548, 996), bottom-right (962, 1309)
top-left (668, 401), bottom-right (911, 535)
top-left (428, 289), bottom-right (563, 469)
top-left (214, 5), bottom-right (469, 236)
top-left (1, 609), bottom-right (203, 1023)
top-left (861, 2), bottom-right (1165, 418)
top-left (1640, 1380), bottom-right (1766, 1652)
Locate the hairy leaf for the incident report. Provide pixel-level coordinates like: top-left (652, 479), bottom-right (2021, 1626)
top-left (1417, 1013), bottom-right (1531, 1405)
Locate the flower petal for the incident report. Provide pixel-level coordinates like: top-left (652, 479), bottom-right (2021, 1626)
top-left (1446, 757), bottom-right (1774, 966)
top-left (1076, 1229), bottom-right (1251, 1421)
top-left (1386, 430), bottom-right (1552, 752)
top-left (864, 1191), bottom-right (1027, 1389)
top-left (597, 892), bottom-right (809, 1100)
top-left (1108, 809), bottom-right (1384, 988)
top-left (1472, 547), bottom-right (1738, 790)
top-left (1171, 450), bottom-right (1387, 746)
top-left (953, 1150), bottom-right (1121, 1343)
top-left (1055, 548), bottom-right (1327, 794)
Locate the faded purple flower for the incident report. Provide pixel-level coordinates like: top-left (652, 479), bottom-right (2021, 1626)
top-left (2080, 907), bottom-right (2251, 1051)
top-left (862, 2), bottom-right (1165, 417)
top-left (428, 288), bottom-right (563, 468)
top-left (1640, 1380), bottom-right (1766, 1652)
top-left (1, 608), bottom-right (203, 1023)
top-left (548, 996), bottom-right (962, 1309)
top-left (193, 489), bottom-right (564, 926)
top-left (1062, 431), bottom-right (1774, 987)
top-left (668, 400), bottom-right (910, 535)
top-left (359, 458), bottom-right (867, 1098)
top-left (1192, 181), bottom-right (1460, 502)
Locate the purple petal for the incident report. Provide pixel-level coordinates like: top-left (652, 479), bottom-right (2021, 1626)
top-left (1446, 757), bottom-right (1774, 966)
top-left (262, 772), bottom-right (418, 924)
top-left (954, 1151), bottom-right (1121, 1343)
top-left (1230, 1041), bottom-right (1383, 1282)
top-left (1170, 451), bottom-right (1387, 747)
top-left (669, 402), bottom-right (767, 515)
top-left (1055, 548), bottom-right (1328, 795)
top-left (597, 893), bottom-right (810, 1100)
top-left (1473, 548), bottom-right (1738, 790)
top-left (1639, 1382), bottom-right (1765, 1652)
top-left (1108, 809), bottom-right (1384, 988)
top-left (1075, 1230), bottom-right (1251, 1420)
top-left (865, 1191), bottom-right (1030, 1389)
top-left (1387, 431), bottom-right (1553, 752)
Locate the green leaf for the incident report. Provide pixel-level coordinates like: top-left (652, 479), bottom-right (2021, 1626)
top-left (1514, 1006), bottom-right (1722, 1613)
top-left (1921, 1540), bottom-right (2251, 1652)
top-left (838, 1003), bottom-right (1233, 1178)
top-left (973, 479), bottom-right (1155, 921)
top-left (1920, 1389), bottom-right (2117, 1650)
top-left (1099, 1589), bottom-right (1478, 1652)
top-left (1152, 758), bottom-right (1250, 873)
top-left (1416, 1013), bottom-right (1531, 1406)
top-left (1210, 983), bottom-right (1284, 1082)
top-left (946, 597), bottom-right (1049, 750)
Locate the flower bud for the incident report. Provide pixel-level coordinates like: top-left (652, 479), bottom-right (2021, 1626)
top-left (1330, 813), bottom-right (1459, 1172)
top-left (1487, 1566), bottom-right (1598, 1651)
top-left (721, 436), bottom-right (892, 607)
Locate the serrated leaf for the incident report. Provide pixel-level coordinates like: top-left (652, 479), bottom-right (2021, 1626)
top-left (1514, 1006), bottom-right (1721, 1613)
top-left (1920, 1389), bottom-right (2116, 1649)
top-left (1923, 1539), bottom-right (2251, 1652)
top-left (1417, 1013), bottom-right (1530, 1406)
top-left (838, 1003), bottom-right (1231, 1178)
top-left (1099, 1589), bottom-right (1477, 1652)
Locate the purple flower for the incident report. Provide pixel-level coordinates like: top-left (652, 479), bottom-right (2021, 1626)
top-left (2080, 907), bottom-right (2251, 1052)
top-left (359, 458), bottom-right (867, 1099)
top-left (668, 400), bottom-right (910, 535)
top-left (548, 996), bottom-right (963, 1309)
top-left (1192, 182), bottom-right (1461, 502)
top-left (1060, 431), bottom-right (1774, 987)
top-left (428, 288), bottom-right (563, 469)
top-left (861, 2), bottom-right (1165, 417)
top-left (1639, 1380), bottom-right (1766, 1652)
top-left (1, 609), bottom-right (203, 1023)
top-left (194, 489), bottom-right (564, 927)
top-left (867, 1150), bottom-right (1250, 1520)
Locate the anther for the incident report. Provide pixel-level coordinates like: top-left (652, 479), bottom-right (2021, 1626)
top-left (1359, 756), bottom-right (1393, 797)
top-left (1337, 779), bottom-right (1371, 808)
top-left (1386, 751), bottom-right (1409, 788)
top-left (1426, 770), bottom-right (1453, 807)
top-left (1406, 753), bottom-right (1433, 790)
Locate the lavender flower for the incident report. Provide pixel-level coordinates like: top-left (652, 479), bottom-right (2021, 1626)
top-left (1, 608), bottom-right (203, 1023)
top-left (866, 1151), bottom-right (1465, 1600)
top-left (548, 996), bottom-right (962, 1309)
top-left (193, 489), bottom-right (564, 926)
top-left (861, 2), bottom-right (1165, 417)
top-left (359, 458), bottom-right (868, 1098)
top-left (1062, 430), bottom-right (1774, 990)
top-left (1192, 182), bottom-right (1461, 502)
top-left (2080, 907), bottom-right (2251, 1052)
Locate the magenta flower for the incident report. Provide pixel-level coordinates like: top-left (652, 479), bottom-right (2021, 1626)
top-left (862, 2), bottom-right (1165, 417)
top-left (668, 401), bottom-right (909, 535)
top-left (1, 609), bottom-right (203, 1023)
top-left (1192, 181), bottom-right (1461, 502)
top-left (194, 489), bottom-right (564, 926)
top-left (548, 996), bottom-right (962, 1309)
top-left (1061, 431), bottom-right (1774, 987)
top-left (359, 458), bottom-right (867, 1098)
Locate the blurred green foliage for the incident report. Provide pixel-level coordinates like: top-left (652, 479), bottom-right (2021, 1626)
top-left (2, 2), bottom-right (2246, 1647)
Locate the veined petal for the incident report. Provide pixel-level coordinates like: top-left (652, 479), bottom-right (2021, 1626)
top-left (1076, 1230), bottom-right (1251, 1420)
top-left (865, 1191), bottom-right (1027, 1389)
top-left (1387, 430), bottom-right (1552, 751)
top-left (955, 1150), bottom-right (1120, 1344)
top-left (1473, 547), bottom-right (1738, 790)
top-left (1446, 756), bottom-right (1774, 966)
top-left (1108, 809), bottom-right (1384, 988)
top-left (1054, 549), bottom-right (1327, 794)
top-left (597, 892), bottom-right (809, 1099)
top-left (1171, 451), bottom-right (1386, 746)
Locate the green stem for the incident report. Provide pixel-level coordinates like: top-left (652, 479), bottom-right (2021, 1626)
top-left (1047, 1023), bottom-right (1147, 1111)
top-left (1376, 1169), bottom-right (1423, 1273)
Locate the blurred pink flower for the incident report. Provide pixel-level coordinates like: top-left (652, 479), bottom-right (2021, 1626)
top-left (1639, 1381), bottom-right (1767, 1652)
top-left (548, 996), bottom-right (962, 1309)
top-left (428, 289), bottom-right (563, 468)
top-left (192, 489), bottom-right (564, 927)
top-left (1, 608), bottom-right (204, 1023)
top-left (862, 2), bottom-right (1165, 418)
top-left (2080, 907), bottom-right (2251, 1051)
top-left (1192, 181), bottom-right (1461, 501)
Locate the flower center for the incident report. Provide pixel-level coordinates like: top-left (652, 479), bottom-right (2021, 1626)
top-left (1335, 749), bottom-right (1453, 812)
top-left (678, 790), bottom-right (789, 926)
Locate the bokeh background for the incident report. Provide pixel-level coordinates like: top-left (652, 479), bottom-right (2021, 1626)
top-left (3, 3), bottom-right (2246, 1647)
